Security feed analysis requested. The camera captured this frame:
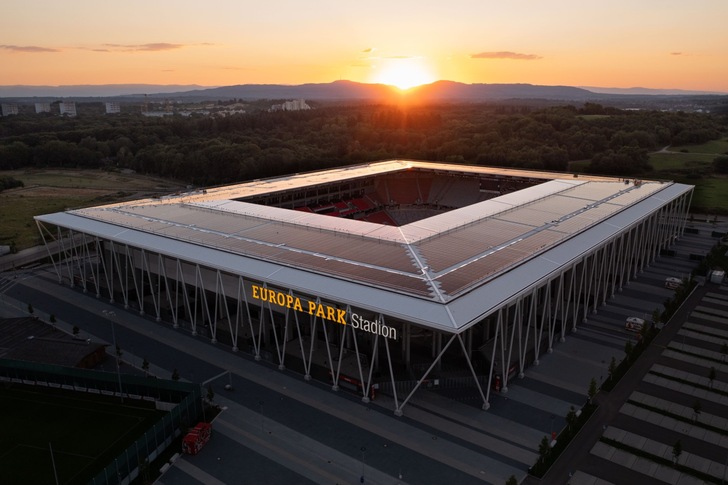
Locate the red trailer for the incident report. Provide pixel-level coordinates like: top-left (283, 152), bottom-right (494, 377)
top-left (182, 422), bottom-right (212, 455)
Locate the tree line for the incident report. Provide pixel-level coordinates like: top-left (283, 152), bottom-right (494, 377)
top-left (0, 102), bottom-right (725, 186)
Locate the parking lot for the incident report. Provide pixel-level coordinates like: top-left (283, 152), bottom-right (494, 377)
top-left (536, 217), bottom-right (728, 485)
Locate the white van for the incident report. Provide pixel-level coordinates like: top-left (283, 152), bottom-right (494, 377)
top-left (625, 317), bottom-right (645, 332)
top-left (664, 277), bottom-right (682, 289)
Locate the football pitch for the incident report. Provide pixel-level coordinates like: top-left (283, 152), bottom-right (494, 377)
top-left (0, 383), bottom-right (166, 485)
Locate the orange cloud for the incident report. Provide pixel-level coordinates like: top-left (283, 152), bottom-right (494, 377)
top-left (471, 51), bottom-right (542, 60)
top-left (102, 43), bottom-right (185, 52)
top-left (0, 44), bottom-right (59, 53)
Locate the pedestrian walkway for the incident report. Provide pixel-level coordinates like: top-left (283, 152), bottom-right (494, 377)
top-left (568, 470), bottom-right (614, 485)
top-left (161, 459), bottom-right (227, 485)
top-left (211, 396), bottom-right (401, 484)
top-left (374, 393), bottom-right (538, 464)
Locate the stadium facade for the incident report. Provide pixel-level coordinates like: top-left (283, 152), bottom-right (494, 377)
top-left (35, 161), bottom-right (693, 415)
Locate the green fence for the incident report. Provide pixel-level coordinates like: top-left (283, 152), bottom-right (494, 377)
top-left (0, 359), bottom-right (201, 485)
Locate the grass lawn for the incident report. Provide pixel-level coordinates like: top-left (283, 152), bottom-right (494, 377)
top-left (646, 139), bottom-right (728, 213)
top-left (647, 152), bottom-right (715, 172)
top-left (0, 384), bottom-right (165, 485)
top-left (572, 146), bottom-right (727, 212)
top-left (669, 138), bottom-right (728, 155)
top-left (568, 160), bottom-right (591, 172)
top-left (681, 176), bottom-right (728, 213)
top-left (0, 169), bottom-right (185, 250)
top-left (7, 169), bottom-right (181, 191)
top-left (0, 192), bottom-right (103, 248)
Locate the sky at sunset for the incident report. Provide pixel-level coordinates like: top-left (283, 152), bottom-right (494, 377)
top-left (2, 0), bottom-right (728, 92)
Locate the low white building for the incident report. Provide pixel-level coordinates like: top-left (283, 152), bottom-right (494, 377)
top-left (59, 101), bottom-right (77, 117)
top-left (105, 102), bottom-right (121, 114)
top-left (35, 102), bottom-right (51, 114)
top-left (0, 103), bottom-right (19, 116)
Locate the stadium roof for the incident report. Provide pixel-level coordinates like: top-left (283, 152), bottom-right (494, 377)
top-left (36, 161), bottom-right (692, 333)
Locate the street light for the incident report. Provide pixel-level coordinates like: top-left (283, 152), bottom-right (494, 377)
top-left (360, 446), bottom-right (366, 484)
top-left (259, 400), bottom-right (264, 433)
top-left (224, 370), bottom-right (234, 391)
top-left (109, 311), bottom-right (124, 403)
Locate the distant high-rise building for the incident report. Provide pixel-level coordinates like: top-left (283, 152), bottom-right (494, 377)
top-left (35, 102), bottom-right (51, 113)
top-left (1, 103), bottom-right (19, 116)
top-left (59, 101), bottom-right (77, 117)
top-left (105, 102), bottom-right (121, 114)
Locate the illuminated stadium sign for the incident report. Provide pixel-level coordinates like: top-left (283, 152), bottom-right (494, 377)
top-left (251, 284), bottom-right (346, 324)
top-left (251, 284), bottom-right (397, 340)
top-left (351, 313), bottom-right (397, 340)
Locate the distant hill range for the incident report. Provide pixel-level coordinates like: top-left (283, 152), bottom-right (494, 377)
top-left (578, 86), bottom-right (725, 96)
top-left (0, 84), bottom-right (210, 98)
top-left (170, 80), bottom-right (604, 102)
top-left (1, 80), bottom-right (725, 102)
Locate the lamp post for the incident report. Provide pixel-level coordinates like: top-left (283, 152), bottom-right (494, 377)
top-left (259, 400), bottom-right (264, 433)
top-left (108, 311), bottom-right (123, 403)
top-left (360, 446), bottom-right (366, 483)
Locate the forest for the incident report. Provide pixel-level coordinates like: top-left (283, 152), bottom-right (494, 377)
top-left (0, 101), bottom-right (726, 187)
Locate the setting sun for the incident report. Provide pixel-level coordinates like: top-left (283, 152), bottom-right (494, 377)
top-left (0, 1), bottom-right (727, 93)
top-left (371, 58), bottom-right (436, 90)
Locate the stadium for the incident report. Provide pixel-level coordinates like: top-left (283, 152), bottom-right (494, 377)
top-left (35, 160), bottom-right (693, 415)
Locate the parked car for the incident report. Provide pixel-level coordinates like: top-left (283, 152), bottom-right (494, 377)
top-left (625, 317), bottom-right (645, 332)
top-left (664, 277), bottom-right (682, 289)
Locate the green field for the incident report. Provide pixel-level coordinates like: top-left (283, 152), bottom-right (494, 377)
top-left (0, 169), bottom-right (185, 250)
top-left (573, 138), bottom-right (728, 213)
top-left (4, 169), bottom-right (181, 191)
top-left (683, 177), bottom-right (728, 213)
top-left (647, 152), bottom-right (715, 172)
top-left (648, 137), bottom-right (728, 213)
top-left (669, 138), bottom-right (728, 155)
top-left (0, 384), bottom-right (165, 485)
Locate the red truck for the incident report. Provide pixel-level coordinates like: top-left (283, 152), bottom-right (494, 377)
top-left (182, 422), bottom-right (212, 455)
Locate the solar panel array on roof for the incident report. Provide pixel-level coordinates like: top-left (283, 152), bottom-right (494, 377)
top-left (84, 204), bottom-right (421, 277)
top-left (417, 218), bottom-right (527, 272)
top-left (68, 162), bottom-right (672, 302)
top-left (435, 246), bottom-right (526, 295)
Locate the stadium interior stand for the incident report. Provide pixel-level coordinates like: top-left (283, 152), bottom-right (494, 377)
top-left (249, 169), bottom-right (546, 227)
